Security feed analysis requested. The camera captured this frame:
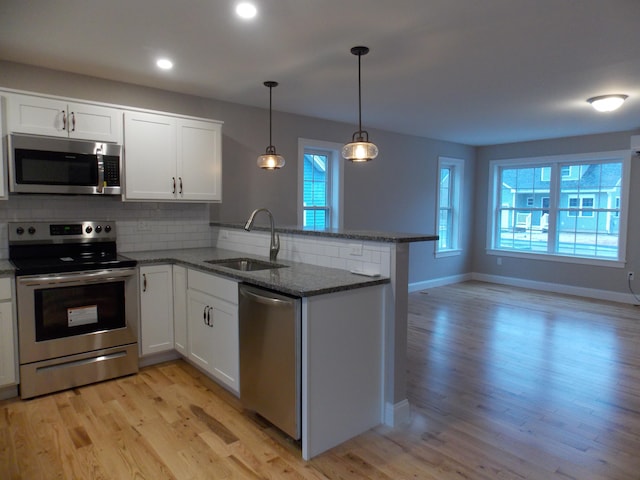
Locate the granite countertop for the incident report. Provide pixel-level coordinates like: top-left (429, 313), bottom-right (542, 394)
top-left (122, 247), bottom-right (389, 297)
top-left (0, 260), bottom-right (15, 276)
top-left (210, 221), bottom-right (438, 243)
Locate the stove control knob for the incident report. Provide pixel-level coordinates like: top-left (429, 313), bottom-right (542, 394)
top-left (95, 225), bottom-right (102, 233)
top-left (28, 226), bottom-right (36, 235)
top-left (85, 226), bottom-right (93, 234)
top-left (105, 225), bottom-right (112, 233)
top-left (16, 227), bottom-right (24, 235)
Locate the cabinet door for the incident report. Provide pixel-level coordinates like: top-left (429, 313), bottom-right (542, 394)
top-left (173, 265), bottom-right (187, 356)
top-left (208, 297), bottom-right (239, 391)
top-left (187, 288), bottom-right (239, 392)
top-left (67, 102), bottom-right (122, 143)
top-left (0, 301), bottom-right (16, 387)
top-left (177, 119), bottom-right (222, 202)
top-left (187, 289), bottom-right (215, 372)
top-left (139, 265), bottom-right (174, 356)
top-left (124, 111), bottom-right (177, 200)
top-left (7, 94), bottom-right (67, 137)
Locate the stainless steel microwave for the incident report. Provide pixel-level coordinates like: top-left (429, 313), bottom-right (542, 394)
top-left (8, 134), bottom-right (122, 195)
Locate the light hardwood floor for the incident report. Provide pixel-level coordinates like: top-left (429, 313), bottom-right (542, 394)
top-left (2, 281), bottom-right (640, 479)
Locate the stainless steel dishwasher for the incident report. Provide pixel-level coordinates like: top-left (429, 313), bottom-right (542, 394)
top-left (238, 284), bottom-right (301, 440)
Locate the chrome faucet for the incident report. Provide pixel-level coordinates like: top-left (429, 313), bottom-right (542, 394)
top-left (244, 208), bottom-right (280, 261)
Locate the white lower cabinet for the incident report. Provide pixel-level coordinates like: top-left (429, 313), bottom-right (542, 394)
top-left (187, 269), bottom-right (239, 392)
top-left (139, 265), bottom-right (174, 356)
top-left (173, 266), bottom-right (187, 356)
top-left (0, 277), bottom-right (16, 387)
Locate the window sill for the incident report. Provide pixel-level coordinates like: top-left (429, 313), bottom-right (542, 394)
top-left (435, 249), bottom-right (462, 259)
top-left (486, 249), bottom-right (625, 268)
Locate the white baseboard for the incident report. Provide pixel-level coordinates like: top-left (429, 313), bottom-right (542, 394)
top-left (471, 272), bottom-right (638, 304)
top-left (409, 273), bottom-right (473, 293)
top-left (410, 272), bottom-right (638, 304)
top-left (138, 350), bottom-right (180, 368)
top-left (384, 399), bottom-right (411, 426)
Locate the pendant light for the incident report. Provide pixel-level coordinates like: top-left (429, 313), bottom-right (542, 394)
top-left (257, 81), bottom-right (285, 170)
top-left (342, 46), bottom-right (378, 162)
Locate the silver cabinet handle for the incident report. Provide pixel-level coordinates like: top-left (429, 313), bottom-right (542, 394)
top-left (208, 306), bottom-right (212, 327)
top-left (143, 273), bottom-right (147, 292)
top-left (62, 110), bottom-right (67, 131)
top-left (172, 177), bottom-right (176, 194)
top-left (179, 177), bottom-right (183, 195)
top-left (71, 111), bottom-right (76, 131)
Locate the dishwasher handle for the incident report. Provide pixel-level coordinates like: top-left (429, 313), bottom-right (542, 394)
top-left (240, 285), bottom-right (296, 307)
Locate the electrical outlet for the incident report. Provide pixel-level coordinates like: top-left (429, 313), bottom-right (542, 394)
top-left (138, 220), bottom-right (150, 231)
top-left (349, 243), bottom-right (363, 256)
top-left (628, 271), bottom-right (634, 281)
top-left (497, 257), bottom-right (502, 266)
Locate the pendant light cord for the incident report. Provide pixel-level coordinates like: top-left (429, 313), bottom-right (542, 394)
top-left (269, 84), bottom-right (273, 148)
top-left (357, 51), bottom-right (362, 135)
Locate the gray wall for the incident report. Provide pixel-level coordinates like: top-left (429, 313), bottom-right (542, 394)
top-left (474, 131), bottom-right (640, 294)
top-left (0, 61), bottom-right (475, 285)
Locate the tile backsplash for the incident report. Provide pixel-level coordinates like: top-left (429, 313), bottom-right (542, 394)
top-left (0, 196), bottom-right (392, 277)
top-left (213, 227), bottom-right (392, 276)
top-left (0, 195), bottom-right (212, 258)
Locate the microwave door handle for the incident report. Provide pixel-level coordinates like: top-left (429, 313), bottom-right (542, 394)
top-left (96, 149), bottom-right (104, 193)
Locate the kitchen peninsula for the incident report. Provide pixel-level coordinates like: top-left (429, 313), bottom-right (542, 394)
top-left (127, 224), bottom-right (437, 459)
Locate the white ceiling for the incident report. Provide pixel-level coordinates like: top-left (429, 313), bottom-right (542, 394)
top-left (0, 0), bottom-right (639, 146)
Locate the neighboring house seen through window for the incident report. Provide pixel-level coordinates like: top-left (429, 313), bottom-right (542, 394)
top-left (488, 151), bottom-right (630, 265)
top-left (298, 138), bottom-right (343, 230)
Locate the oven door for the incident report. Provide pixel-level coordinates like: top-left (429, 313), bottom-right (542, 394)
top-left (16, 267), bottom-right (138, 365)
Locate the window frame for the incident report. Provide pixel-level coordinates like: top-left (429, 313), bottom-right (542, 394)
top-left (297, 138), bottom-right (344, 229)
top-left (486, 150), bottom-right (630, 267)
top-left (435, 156), bottom-right (464, 257)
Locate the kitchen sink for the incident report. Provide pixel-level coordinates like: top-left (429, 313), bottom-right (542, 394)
top-left (205, 257), bottom-right (288, 272)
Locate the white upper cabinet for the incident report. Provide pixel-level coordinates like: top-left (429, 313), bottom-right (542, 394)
top-left (7, 93), bottom-right (122, 143)
top-left (124, 111), bottom-right (177, 201)
top-left (0, 96), bottom-right (7, 200)
top-left (124, 111), bottom-right (222, 202)
top-left (177, 118), bottom-right (222, 202)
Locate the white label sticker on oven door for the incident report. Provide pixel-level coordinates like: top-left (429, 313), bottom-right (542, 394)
top-left (68, 305), bottom-right (98, 327)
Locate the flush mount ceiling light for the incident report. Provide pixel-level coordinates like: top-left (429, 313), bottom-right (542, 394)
top-left (342, 46), bottom-right (378, 163)
top-left (236, 2), bottom-right (257, 19)
top-left (257, 81), bottom-right (285, 170)
top-left (587, 94), bottom-right (628, 112)
top-left (156, 58), bottom-right (173, 70)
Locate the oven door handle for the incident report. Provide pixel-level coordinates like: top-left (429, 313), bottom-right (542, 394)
top-left (17, 268), bottom-right (137, 287)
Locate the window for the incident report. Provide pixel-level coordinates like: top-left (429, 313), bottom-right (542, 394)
top-left (298, 138), bottom-right (343, 229)
top-left (436, 157), bottom-right (464, 256)
top-left (488, 151), bottom-right (630, 265)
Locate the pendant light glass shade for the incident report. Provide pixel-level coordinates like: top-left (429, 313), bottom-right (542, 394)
top-left (342, 133), bottom-right (379, 162)
top-left (257, 81), bottom-right (285, 170)
top-left (343, 46), bottom-right (378, 162)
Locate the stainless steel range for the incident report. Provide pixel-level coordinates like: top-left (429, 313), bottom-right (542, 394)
top-left (9, 221), bottom-right (139, 399)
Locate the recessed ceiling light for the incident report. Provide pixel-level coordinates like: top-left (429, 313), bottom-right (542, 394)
top-left (587, 94), bottom-right (628, 112)
top-left (156, 58), bottom-right (173, 70)
top-left (236, 2), bottom-right (257, 19)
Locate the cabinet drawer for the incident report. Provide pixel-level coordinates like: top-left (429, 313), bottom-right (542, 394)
top-left (188, 269), bottom-right (238, 304)
top-left (0, 277), bottom-right (12, 301)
